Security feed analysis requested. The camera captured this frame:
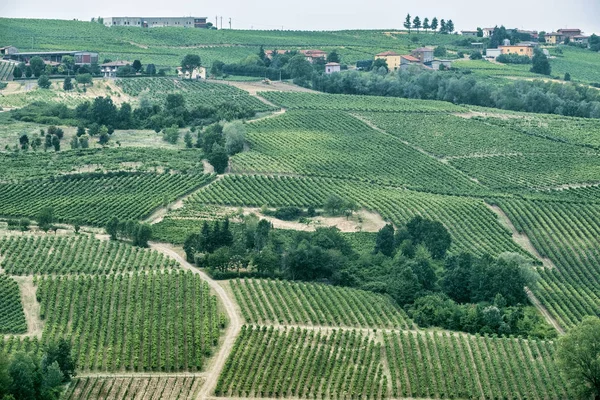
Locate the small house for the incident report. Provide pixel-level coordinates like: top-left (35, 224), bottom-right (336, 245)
top-left (411, 47), bottom-right (434, 64)
top-left (375, 51), bottom-right (401, 71)
top-left (431, 59), bottom-right (453, 70)
top-left (482, 28), bottom-right (496, 37)
top-left (101, 61), bottom-right (131, 78)
top-left (572, 35), bottom-right (590, 45)
top-left (498, 44), bottom-right (535, 58)
top-left (557, 28), bottom-right (582, 38)
top-left (177, 66), bottom-right (206, 79)
top-left (325, 62), bottom-right (340, 74)
top-left (485, 48), bottom-right (502, 59)
top-left (0, 46), bottom-right (18, 58)
top-left (545, 32), bottom-right (563, 44)
top-left (399, 55), bottom-right (420, 71)
top-left (301, 50), bottom-right (327, 63)
top-left (461, 30), bottom-right (479, 37)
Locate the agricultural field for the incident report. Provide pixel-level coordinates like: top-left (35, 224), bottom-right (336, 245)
top-left (547, 46), bottom-right (600, 84)
top-left (191, 174), bottom-right (526, 257)
top-left (0, 275), bottom-right (27, 334)
top-left (384, 330), bottom-right (570, 399)
top-left (234, 110), bottom-right (480, 193)
top-left (116, 78), bottom-right (276, 112)
top-left (0, 147), bottom-right (206, 181)
top-left (0, 172), bottom-right (213, 225)
top-left (497, 198), bottom-right (600, 328)
top-left (260, 91), bottom-right (467, 112)
top-left (62, 376), bottom-right (204, 400)
top-left (0, 235), bottom-right (178, 275)
top-left (216, 326), bottom-right (386, 399)
top-left (37, 271), bottom-right (222, 371)
top-left (230, 279), bottom-right (411, 329)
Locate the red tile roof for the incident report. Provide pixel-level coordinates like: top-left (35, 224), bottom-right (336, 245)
top-left (401, 55), bottom-right (419, 62)
top-left (376, 51), bottom-right (399, 56)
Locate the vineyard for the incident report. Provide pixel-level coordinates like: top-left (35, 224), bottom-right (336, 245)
top-left (0, 60), bottom-right (15, 81)
top-left (230, 279), bottom-right (411, 329)
top-left (0, 147), bottom-right (206, 182)
top-left (497, 198), bottom-right (600, 328)
top-left (359, 112), bottom-right (575, 158)
top-left (384, 330), bottom-right (570, 399)
top-left (215, 325), bottom-right (386, 399)
top-left (190, 174), bottom-right (527, 257)
top-left (259, 91), bottom-right (466, 113)
top-left (0, 275), bottom-right (27, 334)
top-left (62, 376), bottom-right (204, 400)
top-left (235, 110), bottom-right (480, 193)
top-left (0, 172), bottom-right (213, 225)
top-left (0, 235), bottom-right (178, 275)
top-left (116, 78), bottom-right (276, 112)
top-left (37, 271), bottom-right (223, 371)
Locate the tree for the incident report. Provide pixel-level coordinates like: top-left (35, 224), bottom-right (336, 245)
top-left (564, 72), bottom-right (571, 81)
top-left (257, 46), bottom-right (267, 62)
top-left (12, 66), bottom-right (22, 79)
top-left (37, 75), bottom-right (51, 89)
top-left (106, 216), bottom-right (119, 240)
top-left (8, 352), bottom-right (37, 400)
top-left (477, 27), bottom-right (483, 37)
top-left (0, 352), bottom-right (11, 398)
top-left (145, 64), bottom-right (156, 75)
top-left (439, 19), bottom-right (446, 34)
top-left (62, 77), bottom-right (73, 91)
top-left (41, 361), bottom-right (63, 399)
top-left (423, 18), bottom-right (430, 33)
top-left (51, 135), bottom-right (60, 151)
top-left (19, 134), bottom-right (29, 150)
top-left (29, 56), bottom-right (45, 77)
top-left (134, 224), bottom-right (152, 247)
top-left (132, 60), bottom-right (142, 73)
top-left (25, 66), bottom-right (33, 78)
top-left (37, 207), bottom-right (54, 232)
top-left (374, 224), bottom-right (396, 257)
top-left (430, 17), bottom-right (438, 32)
top-left (446, 20), bottom-right (454, 34)
top-left (181, 54), bottom-right (201, 77)
top-left (470, 51), bottom-right (483, 60)
top-left (62, 55), bottom-right (74, 75)
top-left (184, 131), bottom-right (194, 148)
top-left (327, 51), bottom-right (341, 63)
top-left (412, 16), bottom-right (421, 33)
top-left (434, 46), bottom-right (447, 57)
top-left (530, 48), bottom-right (551, 75)
top-left (75, 73), bottom-right (92, 87)
top-left (371, 58), bottom-right (388, 72)
top-left (538, 31), bottom-right (546, 43)
top-left (404, 14), bottom-right (411, 33)
top-left (557, 316), bottom-right (600, 399)
top-left (324, 194), bottom-right (346, 216)
top-left (162, 125), bottom-right (180, 144)
top-left (285, 54), bottom-right (313, 86)
top-left (78, 135), bottom-right (89, 149)
top-left (210, 60), bottom-right (225, 77)
top-left (223, 121), bottom-right (246, 155)
top-left (208, 143), bottom-right (229, 174)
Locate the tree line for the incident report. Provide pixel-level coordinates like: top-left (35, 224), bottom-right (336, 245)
top-left (403, 14), bottom-right (454, 34)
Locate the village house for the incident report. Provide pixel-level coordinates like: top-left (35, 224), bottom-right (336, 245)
top-left (101, 60), bottom-right (131, 78)
top-left (301, 50), bottom-right (328, 63)
top-left (411, 48), bottom-right (434, 64)
top-left (325, 62), bottom-right (340, 74)
top-left (177, 66), bottom-right (206, 79)
top-left (485, 48), bottom-right (502, 59)
top-left (498, 43), bottom-right (535, 57)
top-left (482, 28), bottom-right (496, 37)
top-left (572, 35), bottom-right (590, 45)
top-left (374, 51), bottom-right (401, 71)
top-left (557, 28), bottom-right (582, 38)
top-left (399, 55), bottom-right (420, 71)
top-left (545, 32), bottom-right (563, 45)
top-left (264, 50), bottom-right (288, 59)
top-left (0, 46), bottom-right (18, 57)
top-left (461, 30), bottom-right (479, 37)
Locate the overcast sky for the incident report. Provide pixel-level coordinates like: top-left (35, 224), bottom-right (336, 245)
top-left (1, 0), bottom-right (598, 34)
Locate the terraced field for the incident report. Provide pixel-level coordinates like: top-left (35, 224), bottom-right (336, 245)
top-left (62, 376), bottom-right (204, 399)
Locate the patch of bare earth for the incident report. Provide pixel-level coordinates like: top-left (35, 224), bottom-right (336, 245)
top-left (12, 276), bottom-right (44, 338)
top-left (453, 111), bottom-right (526, 120)
top-left (209, 79), bottom-right (317, 95)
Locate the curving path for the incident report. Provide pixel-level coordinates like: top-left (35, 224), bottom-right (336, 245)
top-left (150, 242), bottom-right (242, 400)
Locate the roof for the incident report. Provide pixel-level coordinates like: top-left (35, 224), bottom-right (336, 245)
top-left (499, 44), bottom-right (535, 48)
top-left (376, 51), bottom-right (399, 56)
top-left (101, 61), bottom-right (130, 67)
top-left (13, 51), bottom-right (82, 56)
top-left (302, 50), bottom-right (327, 56)
top-left (325, 62), bottom-right (340, 66)
top-left (546, 32), bottom-right (562, 36)
top-left (558, 28), bottom-right (581, 32)
top-left (400, 55), bottom-right (419, 62)
top-left (573, 35), bottom-right (590, 39)
top-left (461, 30), bottom-right (478, 33)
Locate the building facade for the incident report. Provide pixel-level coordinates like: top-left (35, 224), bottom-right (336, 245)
top-left (375, 51), bottom-right (401, 71)
top-left (557, 28), bottom-right (582, 38)
top-left (104, 17), bottom-right (208, 28)
top-left (411, 48), bottom-right (434, 64)
top-left (325, 62), bottom-right (340, 74)
top-left (101, 61), bottom-right (131, 78)
top-left (485, 48), bottom-right (502, 59)
top-left (498, 44), bottom-right (534, 57)
top-left (461, 31), bottom-right (478, 37)
top-left (7, 50), bottom-right (98, 65)
top-left (545, 32), bottom-right (563, 44)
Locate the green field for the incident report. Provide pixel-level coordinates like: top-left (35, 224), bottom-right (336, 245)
top-left (0, 275), bottom-right (27, 334)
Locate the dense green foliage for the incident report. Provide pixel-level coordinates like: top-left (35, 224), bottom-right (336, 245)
top-left (0, 235), bottom-right (177, 274)
top-left (37, 271), bottom-right (222, 372)
top-left (0, 172), bottom-right (213, 225)
top-left (0, 275), bottom-right (27, 334)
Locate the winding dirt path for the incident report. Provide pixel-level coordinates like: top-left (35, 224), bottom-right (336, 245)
top-left (525, 288), bottom-right (565, 335)
top-left (149, 243), bottom-right (241, 400)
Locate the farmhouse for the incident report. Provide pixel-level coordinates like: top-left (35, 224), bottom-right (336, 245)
top-left (486, 48), bottom-right (502, 59)
top-left (301, 50), bottom-right (327, 63)
top-left (499, 43), bottom-right (535, 57)
top-left (399, 55), bottom-right (420, 70)
top-left (482, 28), bottom-right (496, 37)
top-left (557, 28), bottom-right (582, 38)
top-left (101, 60), bottom-right (131, 78)
top-left (325, 62), bottom-right (340, 74)
top-left (5, 49), bottom-right (98, 65)
top-left (0, 46), bottom-right (18, 57)
top-left (573, 35), bottom-right (590, 45)
top-left (375, 51), bottom-right (401, 71)
top-left (461, 30), bottom-right (479, 37)
top-left (545, 32), bottom-right (563, 44)
top-left (176, 66), bottom-right (206, 79)
top-left (103, 16), bottom-right (208, 28)
top-left (411, 48), bottom-right (434, 64)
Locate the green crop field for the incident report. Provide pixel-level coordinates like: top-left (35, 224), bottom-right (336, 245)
top-left (37, 271), bottom-right (222, 372)
top-left (0, 235), bottom-right (178, 275)
top-left (230, 279), bottom-right (411, 329)
top-left (0, 275), bottom-right (27, 334)
top-left (0, 172), bottom-right (213, 225)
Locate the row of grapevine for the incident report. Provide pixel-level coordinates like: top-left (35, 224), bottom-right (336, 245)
top-left (230, 278), bottom-right (411, 329)
top-left (215, 325), bottom-right (386, 399)
top-left (37, 270), bottom-right (222, 372)
top-left (0, 60), bottom-right (15, 81)
top-left (0, 172), bottom-right (213, 226)
top-left (190, 174), bottom-right (528, 257)
top-left (0, 275), bottom-right (27, 334)
top-left (0, 335), bottom-right (41, 356)
top-left (234, 110), bottom-right (480, 193)
top-left (116, 78), bottom-right (275, 112)
top-left (497, 198), bottom-right (600, 328)
top-left (0, 235), bottom-right (178, 275)
top-left (259, 91), bottom-right (466, 113)
top-left (62, 376), bottom-right (203, 400)
top-left (384, 330), bottom-right (570, 400)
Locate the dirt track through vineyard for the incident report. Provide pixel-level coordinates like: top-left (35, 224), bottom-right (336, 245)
top-left (149, 243), bottom-right (242, 400)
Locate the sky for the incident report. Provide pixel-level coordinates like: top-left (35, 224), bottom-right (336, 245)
top-left (1, 0), bottom-right (599, 34)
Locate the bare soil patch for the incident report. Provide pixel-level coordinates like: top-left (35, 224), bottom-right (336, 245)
top-left (12, 276), bottom-right (44, 337)
top-left (209, 79), bottom-right (317, 95)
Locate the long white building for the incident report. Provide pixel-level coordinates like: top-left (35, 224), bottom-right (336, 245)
top-left (103, 17), bottom-right (208, 28)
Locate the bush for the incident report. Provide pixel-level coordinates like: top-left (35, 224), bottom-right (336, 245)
top-left (272, 207), bottom-right (302, 221)
top-left (496, 53), bottom-right (531, 64)
top-left (469, 51), bottom-right (483, 60)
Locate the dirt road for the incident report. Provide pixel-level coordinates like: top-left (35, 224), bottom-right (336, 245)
top-left (149, 243), bottom-right (242, 400)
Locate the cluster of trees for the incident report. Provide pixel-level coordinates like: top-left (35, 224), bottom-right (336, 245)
top-left (313, 68), bottom-right (600, 118)
top-left (0, 339), bottom-right (75, 400)
top-left (187, 121), bottom-right (246, 173)
top-left (374, 217), bottom-right (451, 259)
top-left (403, 14), bottom-right (454, 34)
top-left (496, 53), bottom-right (532, 65)
top-left (16, 126), bottom-right (62, 152)
top-left (105, 217), bottom-right (152, 247)
top-left (530, 48), bottom-right (552, 75)
top-left (13, 56), bottom-right (100, 82)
